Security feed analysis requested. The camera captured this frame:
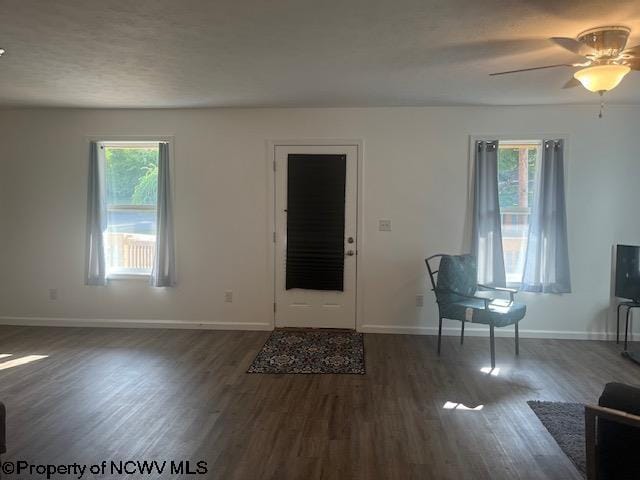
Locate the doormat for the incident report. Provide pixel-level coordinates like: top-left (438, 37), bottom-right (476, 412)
top-left (247, 329), bottom-right (365, 374)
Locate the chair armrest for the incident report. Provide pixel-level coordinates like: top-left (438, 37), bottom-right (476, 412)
top-left (584, 404), bottom-right (640, 480)
top-left (477, 284), bottom-right (517, 302)
top-left (586, 404), bottom-right (640, 429)
top-left (478, 284), bottom-right (518, 293)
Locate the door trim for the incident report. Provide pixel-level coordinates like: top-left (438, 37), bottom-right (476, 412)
top-left (266, 139), bottom-right (364, 331)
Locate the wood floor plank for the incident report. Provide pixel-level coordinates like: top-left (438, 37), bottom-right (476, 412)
top-left (0, 326), bottom-right (637, 479)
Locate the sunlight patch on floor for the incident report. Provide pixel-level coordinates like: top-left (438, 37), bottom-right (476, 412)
top-left (443, 401), bottom-right (484, 411)
top-left (0, 355), bottom-right (48, 371)
top-left (480, 367), bottom-right (500, 376)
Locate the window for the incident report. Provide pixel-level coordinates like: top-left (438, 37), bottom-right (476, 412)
top-left (497, 140), bottom-right (541, 285)
top-left (103, 142), bottom-right (159, 276)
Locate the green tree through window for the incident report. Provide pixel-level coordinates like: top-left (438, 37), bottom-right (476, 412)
top-left (497, 147), bottom-right (537, 208)
top-left (132, 163), bottom-right (158, 204)
top-left (105, 147), bottom-right (158, 205)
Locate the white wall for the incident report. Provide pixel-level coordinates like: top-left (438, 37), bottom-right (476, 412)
top-left (0, 106), bottom-right (638, 339)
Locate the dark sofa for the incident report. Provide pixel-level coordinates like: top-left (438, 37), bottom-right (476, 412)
top-left (586, 382), bottom-right (640, 479)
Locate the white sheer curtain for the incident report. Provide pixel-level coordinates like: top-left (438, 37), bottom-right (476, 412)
top-left (472, 140), bottom-right (506, 287)
top-left (150, 142), bottom-right (176, 287)
top-left (85, 141), bottom-right (107, 285)
top-left (522, 139), bottom-right (571, 293)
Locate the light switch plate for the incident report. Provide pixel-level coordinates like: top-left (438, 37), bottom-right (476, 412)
top-left (378, 219), bottom-right (391, 232)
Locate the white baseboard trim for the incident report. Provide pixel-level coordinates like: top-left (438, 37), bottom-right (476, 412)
top-left (358, 324), bottom-right (621, 341)
top-left (0, 317), bottom-right (625, 341)
top-left (0, 316), bottom-right (273, 331)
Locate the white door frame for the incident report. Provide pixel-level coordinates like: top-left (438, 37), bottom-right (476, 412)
top-left (266, 139), bottom-right (365, 331)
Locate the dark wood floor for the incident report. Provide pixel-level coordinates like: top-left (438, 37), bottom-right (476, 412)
top-left (0, 326), bottom-right (637, 479)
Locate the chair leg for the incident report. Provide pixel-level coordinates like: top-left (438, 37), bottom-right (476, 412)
top-left (490, 322), bottom-right (496, 369)
top-left (460, 318), bottom-right (465, 345)
top-left (437, 317), bottom-right (443, 355)
top-left (515, 320), bottom-right (519, 356)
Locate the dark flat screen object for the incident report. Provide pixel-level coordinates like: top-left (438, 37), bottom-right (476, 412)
top-left (286, 154), bottom-right (346, 291)
top-left (615, 245), bottom-right (640, 301)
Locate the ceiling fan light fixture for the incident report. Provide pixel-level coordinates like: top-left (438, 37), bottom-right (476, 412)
top-left (573, 64), bottom-right (631, 92)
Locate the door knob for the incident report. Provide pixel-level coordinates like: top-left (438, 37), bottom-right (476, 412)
top-left (346, 250), bottom-right (355, 256)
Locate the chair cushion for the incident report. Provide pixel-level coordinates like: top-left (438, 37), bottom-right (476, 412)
top-left (597, 382), bottom-right (640, 480)
top-left (436, 255), bottom-right (477, 303)
top-left (439, 298), bottom-right (526, 327)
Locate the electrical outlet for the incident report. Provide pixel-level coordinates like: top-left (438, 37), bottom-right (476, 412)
top-left (48, 288), bottom-right (58, 301)
top-left (378, 219), bottom-right (391, 232)
top-left (224, 290), bottom-right (233, 303)
top-left (416, 294), bottom-right (424, 307)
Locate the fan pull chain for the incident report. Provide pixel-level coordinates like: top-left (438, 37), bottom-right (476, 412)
top-left (599, 91), bottom-right (605, 119)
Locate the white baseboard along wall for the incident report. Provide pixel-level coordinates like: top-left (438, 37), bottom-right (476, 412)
top-left (0, 316), bottom-right (633, 342)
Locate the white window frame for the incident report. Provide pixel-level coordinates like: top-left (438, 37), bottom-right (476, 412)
top-left (88, 136), bottom-right (176, 281)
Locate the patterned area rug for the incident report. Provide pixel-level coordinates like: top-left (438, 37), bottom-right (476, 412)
top-left (247, 330), bottom-right (365, 374)
top-left (527, 400), bottom-right (586, 477)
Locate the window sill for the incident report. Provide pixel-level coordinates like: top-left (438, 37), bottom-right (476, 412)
top-left (108, 273), bottom-right (150, 281)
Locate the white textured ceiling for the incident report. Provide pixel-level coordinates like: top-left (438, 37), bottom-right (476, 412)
top-left (0, 0), bottom-right (639, 108)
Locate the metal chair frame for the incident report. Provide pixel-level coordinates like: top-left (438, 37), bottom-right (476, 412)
top-left (425, 254), bottom-right (520, 368)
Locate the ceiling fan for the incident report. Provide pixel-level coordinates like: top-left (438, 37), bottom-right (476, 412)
top-left (490, 26), bottom-right (639, 117)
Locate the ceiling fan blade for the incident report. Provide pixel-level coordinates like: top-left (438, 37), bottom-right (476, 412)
top-left (562, 77), bottom-right (581, 89)
top-left (550, 37), bottom-right (595, 56)
top-left (489, 64), bottom-right (572, 76)
top-left (623, 44), bottom-right (640, 56)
